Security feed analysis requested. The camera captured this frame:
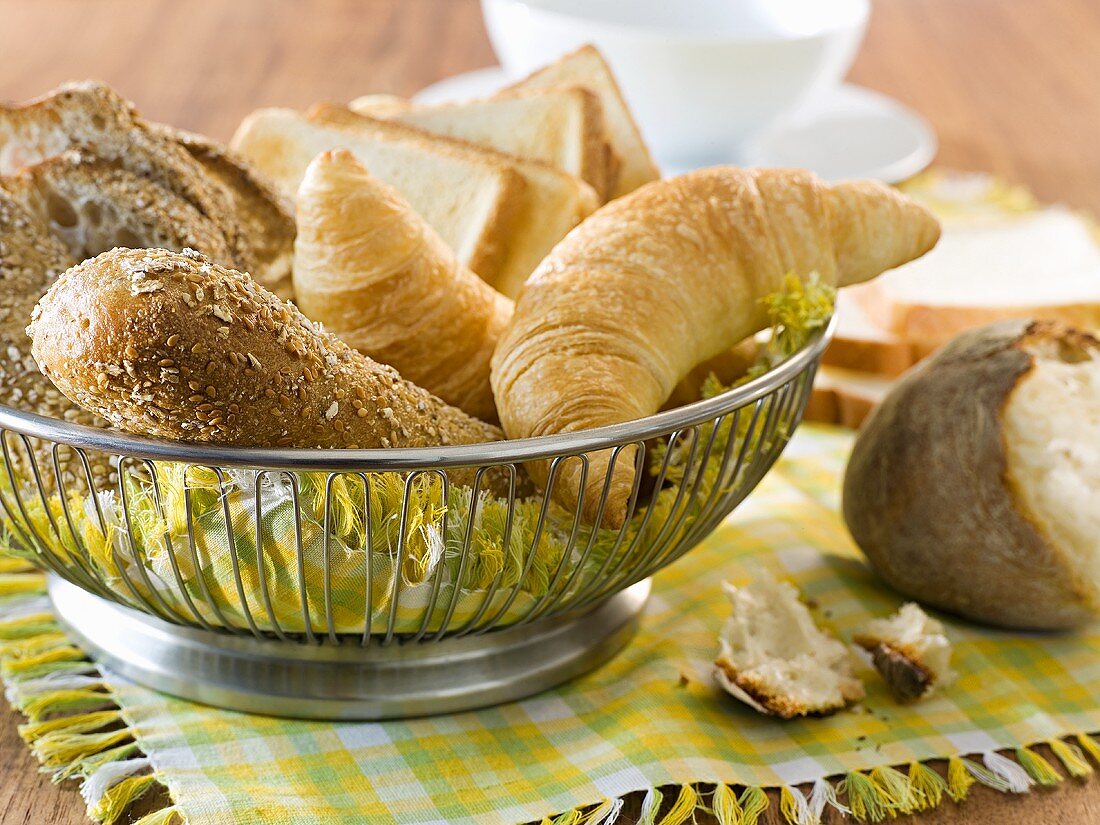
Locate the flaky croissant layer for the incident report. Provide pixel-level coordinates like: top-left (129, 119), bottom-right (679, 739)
top-left (491, 167), bottom-right (940, 526)
top-left (293, 149), bottom-right (512, 422)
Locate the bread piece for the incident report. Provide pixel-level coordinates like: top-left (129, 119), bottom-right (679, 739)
top-left (154, 125), bottom-right (296, 299)
top-left (0, 191), bottom-right (112, 486)
top-left (492, 168), bottom-right (940, 526)
top-left (2, 151), bottom-right (235, 266)
top-left (357, 86), bottom-right (620, 202)
top-left (847, 207), bottom-right (1100, 352)
top-left (0, 82), bottom-right (252, 270)
top-left (307, 104), bottom-right (599, 297)
top-left (854, 603), bottom-right (954, 703)
top-left (0, 191), bottom-right (99, 425)
top-left (821, 290), bottom-right (923, 377)
top-left (293, 150), bottom-right (513, 422)
top-left (231, 107), bottom-right (524, 285)
top-left (345, 94), bottom-right (411, 118)
top-left (843, 320), bottom-right (1100, 629)
top-left (713, 575), bottom-right (864, 719)
top-left (497, 45), bottom-right (659, 199)
top-left (29, 248), bottom-right (502, 452)
top-left (804, 366), bottom-right (893, 428)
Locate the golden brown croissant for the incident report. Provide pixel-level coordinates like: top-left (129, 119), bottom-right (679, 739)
top-left (293, 150), bottom-right (513, 422)
top-left (29, 248), bottom-right (502, 451)
top-left (491, 167), bottom-right (941, 526)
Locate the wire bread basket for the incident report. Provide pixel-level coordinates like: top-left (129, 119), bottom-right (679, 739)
top-left (0, 320), bottom-right (831, 718)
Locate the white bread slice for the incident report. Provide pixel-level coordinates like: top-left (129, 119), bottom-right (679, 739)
top-left (821, 290), bottom-right (923, 377)
top-left (497, 44), bottom-right (659, 199)
top-left (231, 107), bottom-right (524, 283)
top-left (347, 94), bottom-right (411, 118)
top-left (352, 86), bottom-right (620, 202)
top-left (805, 366), bottom-right (893, 429)
top-left (849, 207), bottom-right (1100, 352)
top-left (307, 104), bottom-right (599, 298)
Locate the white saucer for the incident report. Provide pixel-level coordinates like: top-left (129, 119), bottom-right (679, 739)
top-left (415, 67), bottom-right (936, 184)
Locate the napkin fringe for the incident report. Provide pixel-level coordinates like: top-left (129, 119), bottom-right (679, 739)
top-left (3, 567), bottom-right (1100, 825)
top-left (0, 566), bottom-right (177, 825)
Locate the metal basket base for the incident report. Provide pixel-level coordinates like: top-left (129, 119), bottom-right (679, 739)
top-left (47, 575), bottom-right (651, 720)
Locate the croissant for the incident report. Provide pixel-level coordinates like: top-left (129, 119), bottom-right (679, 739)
top-left (293, 150), bottom-right (513, 421)
top-left (491, 167), bottom-right (941, 526)
top-left (29, 248), bottom-right (502, 451)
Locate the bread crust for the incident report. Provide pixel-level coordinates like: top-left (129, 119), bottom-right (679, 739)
top-left (492, 167), bottom-right (940, 525)
top-left (842, 319), bottom-right (1099, 629)
top-left (293, 150), bottom-right (512, 421)
top-left (29, 248), bottom-right (502, 451)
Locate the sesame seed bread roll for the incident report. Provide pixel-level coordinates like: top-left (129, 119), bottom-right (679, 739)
top-left (294, 150), bottom-right (513, 422)
top-left (29, 248), bottom-right (502, 450)
top-left (491, 167), bottom-right (941, 527)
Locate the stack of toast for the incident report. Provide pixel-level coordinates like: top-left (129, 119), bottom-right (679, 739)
top-left (231, 45), bottom-right (660, 298)
top-left (808, 173), bottom-right (1100, 427)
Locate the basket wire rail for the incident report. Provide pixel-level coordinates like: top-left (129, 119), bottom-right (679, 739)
top-left (0, 321), bottom-right (831, 718)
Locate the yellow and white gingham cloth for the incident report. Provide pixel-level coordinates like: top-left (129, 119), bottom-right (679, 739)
top-left (6, 424), bottom-right (1099, 825)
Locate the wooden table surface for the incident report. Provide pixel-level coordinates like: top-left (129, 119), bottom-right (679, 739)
top-left (2, 1), bottom-right (1099, 822)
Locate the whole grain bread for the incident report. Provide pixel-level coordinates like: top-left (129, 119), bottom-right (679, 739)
top-left (29, 248), bottom-right (502, 451)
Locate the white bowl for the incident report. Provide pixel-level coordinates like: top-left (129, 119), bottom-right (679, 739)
top-left (481, 0), bottom-right (870, 166)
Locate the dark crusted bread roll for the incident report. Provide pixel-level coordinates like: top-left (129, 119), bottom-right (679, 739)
top-left (29, 248), bottom-right (502, 450)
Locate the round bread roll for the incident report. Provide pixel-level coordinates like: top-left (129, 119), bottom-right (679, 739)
top-left (28, 248), bottom-right (502, 451)
top-left (843, 319), bottom-right (1100, 630)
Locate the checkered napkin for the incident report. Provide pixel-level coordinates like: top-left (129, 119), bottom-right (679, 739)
top-left (4, 425), bottom-right (1090, 825)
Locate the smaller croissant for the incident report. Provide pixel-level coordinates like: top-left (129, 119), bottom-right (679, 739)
top-left (293, 149), bottom-right (513, 421)
top-left (491, 167), bottom-right (941, 527)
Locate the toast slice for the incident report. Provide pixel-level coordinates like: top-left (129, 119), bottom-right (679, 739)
top-left (231, 106), bottom-right (525, 283)
top-left (805, 366), bottom-right (893, 428)
top-left (821, 290), bottom-right (924, 376)
top-left (848, 206), bottom-right (1100, 352)
top-left (497, 45), bottom-right (659, 199)
top-left (306, 104), bottom-right (599, 297)
top-left (353, 86), bottom-right (620, 202)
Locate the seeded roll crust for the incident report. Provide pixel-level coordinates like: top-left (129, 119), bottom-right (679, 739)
top-left (29, 248), bottom-right (502, 450)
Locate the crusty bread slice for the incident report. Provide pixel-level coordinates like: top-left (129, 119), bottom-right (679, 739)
top-left (231, 106), bottom-right (524, 283)
top-left (2, 151), bottom-right (236, 266)
top-left (497, 45), bottom-right (659, 198)
top-left (152, 124), bottom-right (296, 299)
top-left (0, 82), bottom-right (256, 272)
top-left (353, 86), bottom-right (620, 202)
top-left (307, 104), bottom-right (599, 298)
top-left (848, 207), bottom-right (1100, 352)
